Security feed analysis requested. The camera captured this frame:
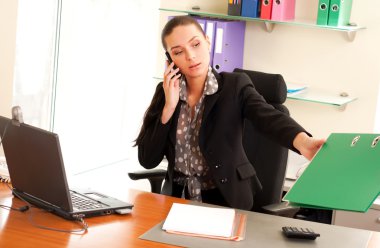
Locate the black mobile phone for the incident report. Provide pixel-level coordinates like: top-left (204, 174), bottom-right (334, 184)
top-left (165, 51), bottom-right (180, 76)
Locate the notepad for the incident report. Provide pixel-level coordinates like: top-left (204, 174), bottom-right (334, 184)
top-left (162, 203), bottom-right (246, 241)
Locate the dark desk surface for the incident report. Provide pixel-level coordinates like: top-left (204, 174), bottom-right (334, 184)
top-left (1, 183), bottom-right (380, 248)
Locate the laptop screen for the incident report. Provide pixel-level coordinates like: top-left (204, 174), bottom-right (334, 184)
top-left (0, 116), bottom-right (73, 211)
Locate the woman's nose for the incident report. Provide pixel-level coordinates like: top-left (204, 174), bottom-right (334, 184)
top-left (185, 50), bottom-right (195, 61)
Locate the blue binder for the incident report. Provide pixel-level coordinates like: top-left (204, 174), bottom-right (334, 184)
top-left (241, 0), bottom-right (260, 18)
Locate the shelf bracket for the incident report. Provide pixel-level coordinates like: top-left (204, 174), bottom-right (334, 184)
top-left (337, 104), bottom-right (348, 111)
top-left (346, 31), bottom-right (357, 42)
top-left (264, 22), bottom-right (275, 33)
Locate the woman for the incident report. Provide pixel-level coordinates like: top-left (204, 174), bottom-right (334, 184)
top-left (135, 16), bottom-right (324, 210)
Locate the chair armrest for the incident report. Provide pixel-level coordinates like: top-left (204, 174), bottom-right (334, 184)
top-left (262, 201), bottom-right (300, 217)
top-left (128, 169), bottom-right (167, 180)
top-left (128, 169), bottom-right (167, 194)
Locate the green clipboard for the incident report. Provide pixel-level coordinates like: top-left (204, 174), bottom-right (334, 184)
top-left (283, 133), bottom-right (380, 212)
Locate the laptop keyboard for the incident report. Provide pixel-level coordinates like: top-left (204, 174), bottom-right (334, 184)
top-left (70, 192), bottom-right (107, 210)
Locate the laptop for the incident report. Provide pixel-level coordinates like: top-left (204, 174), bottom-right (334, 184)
top-left (0, 115), bottom-right (133, 220)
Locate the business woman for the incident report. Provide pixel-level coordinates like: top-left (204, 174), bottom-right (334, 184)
top-left (135, 15), bottom-right (324, 210)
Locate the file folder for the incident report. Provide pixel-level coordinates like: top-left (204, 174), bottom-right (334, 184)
top-left (271, 0), bottom-right (296, 21)
top-left (205, 18), bottom-right (217, 67)
top-left (213, 20), bottom-right (245, 73)
top-left (260, 0), bottom-right (273, 19)
top-left (327, 0), bottom-right (353, 26)
top-left (316, 0), bottom-right (331, 25)
top-left (228, 1), bottom-right (242, 16)
top-left (241, 0), bottom-right (261, 18)
top-left (283, 133), bottom-right (380, 212)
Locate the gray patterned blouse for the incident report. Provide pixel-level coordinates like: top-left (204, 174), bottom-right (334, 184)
top-left (174, 67), bottom-right (219, 201)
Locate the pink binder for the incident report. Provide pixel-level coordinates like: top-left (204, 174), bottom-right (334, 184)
top-left (271, 0), bottom-right (296, 21)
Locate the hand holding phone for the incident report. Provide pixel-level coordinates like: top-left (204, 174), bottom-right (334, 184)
top-left (165, 51), bottom-right (180, 76)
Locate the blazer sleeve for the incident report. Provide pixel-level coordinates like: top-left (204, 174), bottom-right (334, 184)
top-left (237, 73), bottom-right (309, 152)
top-left (137, 83), bottom-right (173, 169)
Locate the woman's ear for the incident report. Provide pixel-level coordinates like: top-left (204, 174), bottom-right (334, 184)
top-left (206, 35), bottom-right (211, 52)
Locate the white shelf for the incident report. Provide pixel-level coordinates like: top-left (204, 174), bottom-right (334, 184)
top-left (286, 88), bottom-right (357, 109)
top-left (159, 8), bottom-right (365, 41)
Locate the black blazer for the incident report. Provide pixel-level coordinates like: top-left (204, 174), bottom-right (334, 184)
top-left (138, 71), bottom-right (306, 210)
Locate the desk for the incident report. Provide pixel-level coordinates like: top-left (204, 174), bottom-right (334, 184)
top-left (284, 178), bottom-right (380, 231)
top-left (1, 183), bottom-right (380, 248)
top-left (0, 183), bottom-right (185, 247)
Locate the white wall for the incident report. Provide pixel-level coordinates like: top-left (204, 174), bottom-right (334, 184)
top-left (0, 0), bottom-right (18, 118)
top-left (159, 0), bottom-right (380, 138)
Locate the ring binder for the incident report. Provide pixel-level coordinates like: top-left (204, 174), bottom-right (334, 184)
top-left (350, 135), bottom-right (360, 146)
top-left (283, 133), bottom-right (380, 212)
top-left (371, 136), bottom-right (380, 148)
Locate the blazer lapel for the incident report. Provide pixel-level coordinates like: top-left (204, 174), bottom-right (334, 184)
top-left (203, 70), bottom-right (223, 121)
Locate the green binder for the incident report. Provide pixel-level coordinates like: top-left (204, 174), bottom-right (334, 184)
top-left (316, 0), bottom-right (331, 26)
top-left (283, 133), bottom-right (380, 212)
top-left (328, 0), bottom-right (353, 26)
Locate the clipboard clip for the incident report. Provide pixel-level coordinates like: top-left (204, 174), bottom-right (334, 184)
top-left (351, 135), bottom-right (360, 147)
top-left (371, 136), bottom-right (380, 148)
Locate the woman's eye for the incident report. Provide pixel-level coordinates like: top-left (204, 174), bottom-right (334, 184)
top-left (174, 51), bottom-right (182, 56)
top-left (193, 42), bottom-right (200, 47)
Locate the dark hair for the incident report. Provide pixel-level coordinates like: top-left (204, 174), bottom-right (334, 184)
top-left (161, 15), bottom-right (206, 50)
top-left (134, 16), bottom-right (205, 146)
top-left (134, 83), bottom-right (165, 146)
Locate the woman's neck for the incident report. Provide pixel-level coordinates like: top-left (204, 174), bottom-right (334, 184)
top-left (186, 73), bottom-right (207, 96)
top-left (185, 73), bottom-right (207, 108)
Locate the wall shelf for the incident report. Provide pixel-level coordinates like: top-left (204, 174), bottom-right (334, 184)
top-left (286, 88), bottom-right (357, 110)
top-left (154, 77), bottom-right (357, 110)
top-left (159, 8), bottom-right (365, 42)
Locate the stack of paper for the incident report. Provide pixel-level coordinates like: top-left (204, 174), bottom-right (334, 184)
top-left (284, 133), bottom-right (380, 212)
top-left (162, 203), bottom-right (246, 241)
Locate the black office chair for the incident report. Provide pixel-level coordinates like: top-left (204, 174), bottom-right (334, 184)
top-left (129, 68), bottom-right (299, 216)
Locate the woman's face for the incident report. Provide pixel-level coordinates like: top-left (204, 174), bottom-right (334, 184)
top-left (165, 24), bottom-right (210, 80)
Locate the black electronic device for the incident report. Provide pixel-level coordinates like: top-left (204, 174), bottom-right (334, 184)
top-left (165, 51), bottom-right (180, 76)
top-left (282, 226), bottom-right (320, 240)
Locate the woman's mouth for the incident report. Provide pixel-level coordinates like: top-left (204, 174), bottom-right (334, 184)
top-left (189, 63), bottom-right (201, 69)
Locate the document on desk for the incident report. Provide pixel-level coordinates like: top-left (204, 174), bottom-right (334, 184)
top-left (162, 203), bottom-right (246, 241)
top-left (283, 133), bottom-right (380, 212)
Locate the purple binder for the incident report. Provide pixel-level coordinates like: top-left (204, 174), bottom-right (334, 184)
top-left (212, 20), bottom-right (246, 73)
top-left (203, 18), bottom-right (217, 67)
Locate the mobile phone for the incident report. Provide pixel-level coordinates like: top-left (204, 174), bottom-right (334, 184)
top-left (165, 51), bottom-right (180, 76)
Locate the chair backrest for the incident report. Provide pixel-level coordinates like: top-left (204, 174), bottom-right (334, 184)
top-left (234, 68), bottom-right (289, 213)
top-left (130, 69), bottom-right (290, 212)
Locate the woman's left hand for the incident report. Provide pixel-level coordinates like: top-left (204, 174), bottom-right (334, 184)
top-left (293, 132), bottom-right (326, 161)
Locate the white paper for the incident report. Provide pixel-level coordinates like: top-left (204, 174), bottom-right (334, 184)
top-left (162, 203), bottom-right (236, 238)
top-left (286, 151), bottom-right (309, 180)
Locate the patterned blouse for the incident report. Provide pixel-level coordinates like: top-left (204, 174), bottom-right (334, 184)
top-left (174, 67), bottom-right (219, 201)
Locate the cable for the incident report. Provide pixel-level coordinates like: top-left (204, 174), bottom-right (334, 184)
top-left (4, 183), bottom-right (88, 234)
top-left (0, 204), bottom-right (29, 212)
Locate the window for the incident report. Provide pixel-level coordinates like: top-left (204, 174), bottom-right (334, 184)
top-left (13, 0), bottom-right (160, 176)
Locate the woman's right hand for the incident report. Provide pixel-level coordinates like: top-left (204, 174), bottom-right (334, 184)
top-left (161, 62), bottom-right (181, 124)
